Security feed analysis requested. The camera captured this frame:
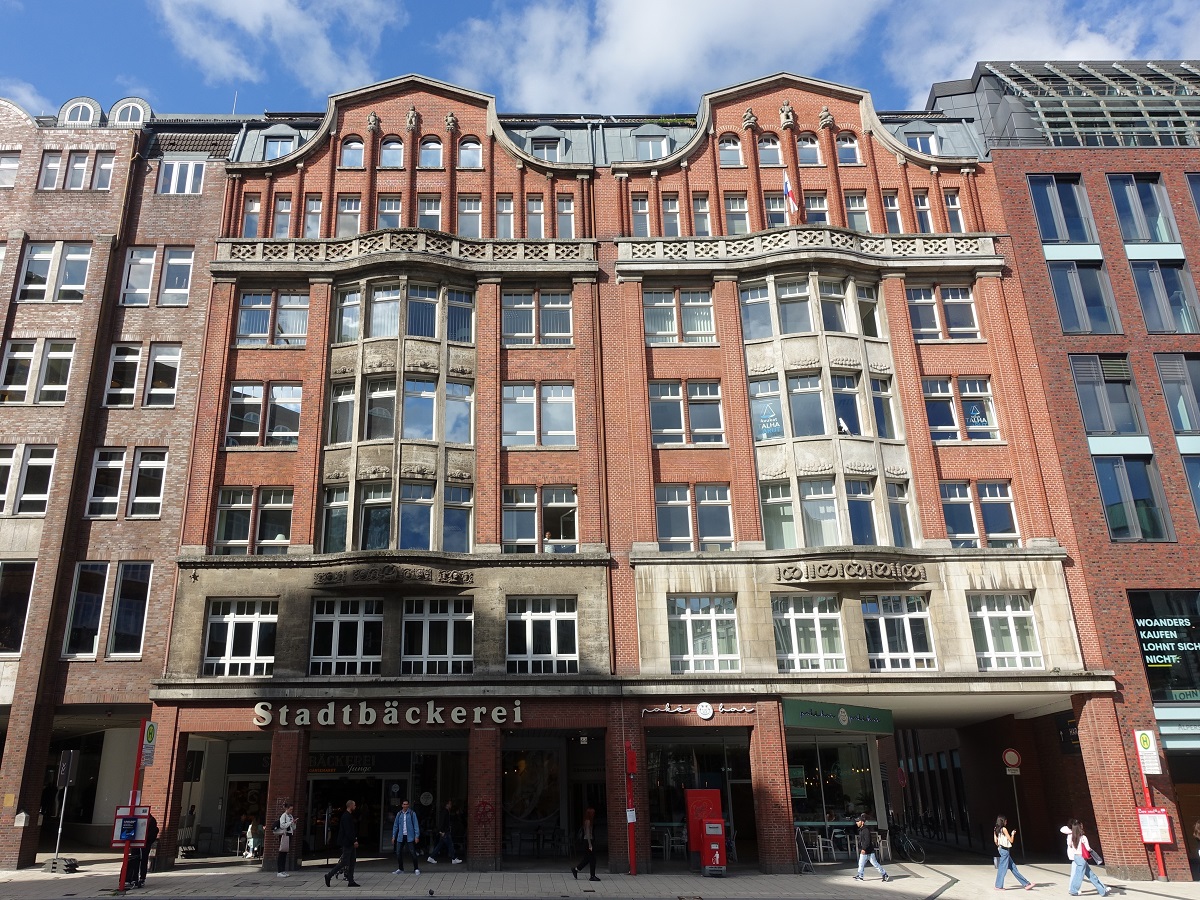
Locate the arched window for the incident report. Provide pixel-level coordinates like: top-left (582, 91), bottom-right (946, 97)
top-left (797, 133), bottom-right (820, 165)
top-left (757, 134), bottom-right (782, 166)
top-left (419, 137), bottom-right (443, 168)
top-left (836, 132), bottom-right (860, 165)
top-left (718, 134), bottom-right (742, 167)
top-left (380, 137), bottom-right (403, 168)
top-left (459, 138), bottom-right (482, 168)
top-left (65, 103), bottom-right (93, 124)
top-left (115, 103), bottom-right (143, 124)
top-left (340, 137), bottom-right (364, 168)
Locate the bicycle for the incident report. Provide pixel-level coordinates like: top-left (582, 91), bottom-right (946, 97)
top-left (892, 824), bottom-right (926, 864)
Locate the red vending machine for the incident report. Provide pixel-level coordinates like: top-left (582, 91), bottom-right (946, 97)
top-left (700, 818), bottom-right (727, 876)
top-left (685, 788), bottom-right (722, 866)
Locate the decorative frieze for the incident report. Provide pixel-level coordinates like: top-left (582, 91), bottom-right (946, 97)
top-left (776, 561), bottom-right (927, 584)
top-left (313, 563), bottom-right (475, 587)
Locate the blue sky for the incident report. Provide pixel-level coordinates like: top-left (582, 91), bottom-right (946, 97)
top-left (1, 0), bottom-right (1198, 119)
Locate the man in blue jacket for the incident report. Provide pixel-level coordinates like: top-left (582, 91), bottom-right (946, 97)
top-left (325, 800), bottom-right (361, 888)
top-left (391, 799), bottom-right (421, 875)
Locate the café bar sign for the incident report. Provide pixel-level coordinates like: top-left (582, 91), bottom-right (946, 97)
top-left (783, 698), bottom-right (894, 735)
top-left (253, 699), bottom-right (522, 729)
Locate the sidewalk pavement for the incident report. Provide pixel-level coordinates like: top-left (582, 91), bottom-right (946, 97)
top-left (3, 851), bottom-right (1200, 900)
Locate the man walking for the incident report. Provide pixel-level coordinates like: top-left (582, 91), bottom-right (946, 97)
top-left (325, 800), bottom-right (361, 888)
top-left (391, 798), bottom-right (421, 875)
top-left (426, 799), bottom-right (463, 864)
top-left (853, 812), bottom-right (890, 882)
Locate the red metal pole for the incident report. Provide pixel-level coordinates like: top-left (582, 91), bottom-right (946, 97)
top-left (118, 719), bottom-right (149, 893)
top-left (1142, 775), bottom-right (1166, 880)
top-left (625, 741), bottom-right (637, 876)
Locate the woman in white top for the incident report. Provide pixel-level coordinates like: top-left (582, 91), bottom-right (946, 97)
top-left (994, 815), bottom-right (1033, 890)
top-left (1060, 819), bottom-right (1108, 897)
top-left (275, 803), bottom-right (296, 877)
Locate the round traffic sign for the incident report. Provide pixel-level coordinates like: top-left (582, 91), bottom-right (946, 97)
top-left (1001, 748), bottom-right (1022, 768)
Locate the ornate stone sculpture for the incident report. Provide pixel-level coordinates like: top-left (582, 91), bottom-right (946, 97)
top-left (406, 105), bottom-right (419, 132)
top-left (444, 110), bottom-right (459, 132)
top-left (366, 110), bottom-right (380, 133)
top-left (819, 105), bottom-right (835, 130)
top-left (742, 107), bottom-right (758, 131)
top-left (779, 99), bottom-right (795, 130)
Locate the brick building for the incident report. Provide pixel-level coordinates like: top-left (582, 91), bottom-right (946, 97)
top-left (0, 64), bottom-right (1181, 880)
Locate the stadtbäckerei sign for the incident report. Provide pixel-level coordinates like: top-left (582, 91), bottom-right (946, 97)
top-left (253, 699), bottom-right (524, 728)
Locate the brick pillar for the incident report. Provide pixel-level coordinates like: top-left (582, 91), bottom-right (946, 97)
top-left (467, 727), bottom-right (501, 870)
top-left (0, 700), bottom-right (53, 867)
top-left (139, 706), bottom-right (186, 870)
top-left (750, 701), bottom-right (794, 873)
top-left (604, 702), bottom-right (638, 874)
top-left (261, 729), bottom-right (309, 873)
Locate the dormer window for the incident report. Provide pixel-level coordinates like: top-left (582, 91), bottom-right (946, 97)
top-left (340, 137), bottom-right (364, 168)
top-left (265, 137), bottom-right (293, 161)
top-left (114, 103), bottom-right (143, 124)
top-left (65, 103), bottom-right (93, 124)
top-left (636, 136), bottom-right (665, 161)
top-left (531, 139), bottom-right (558, 162)
top-left (906, 133), bottom-right (935, 154)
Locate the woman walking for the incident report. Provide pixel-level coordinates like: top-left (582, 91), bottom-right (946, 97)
top-left (994, 815), bottom-right (1033, 891)
top-left (1060, 819), bottom-right (1108, 897)
top-left (571, 807), bottom-right (600, 882)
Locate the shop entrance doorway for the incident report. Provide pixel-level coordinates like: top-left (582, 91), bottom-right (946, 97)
top-left (308, 776), bottom-right (406, 859)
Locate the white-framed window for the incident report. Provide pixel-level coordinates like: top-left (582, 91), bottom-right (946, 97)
top-left (655, 484), bottom-right (692, 550)
top-left (750, 377), bottom-right (785, 442)
top-left (107, 561), bottom-right (151, 656)
top-left (506, 597), bottom-right (578, 674)
top-left (445, 380), bottom-right (474, 444)
top-left (65, 151), bottom-right (88, 190)
top-left (92, 151), bottom-right (114, 190)
top-left (631, 193), bottom-right (650, 237)
top-left (913, 190), bottom-right (932, 233)
top-left (871, 377), bottom-right (896, 439)
top-left (144, 343), bottom-right (181, 408)
top-left (398, 481), bottom-right (435, 550)
top-left (15, 446), bottom-right (55, 514)
top-left (214, 487), bottom-right (252, 554)
top-left (758, 134), bottom-right (782, 166)
top-left (158, 159), bottom-right (204, 194)
top-left (266, 384), bottom-right (302, 446)
top-left (406, 283), bottom-right (438, 338)
top-left (235, 290), bottom-right (309, 347)
top-left (340, 137), bottom-right (364, 167)
top-left (696, 484), bottom-right (733, 550)
top-left (203, 599), bottom-right (277, 676)
top-left (0, 341), bottom-right (34, 403)
top-left (653, 483), bottom-right (731, 551)
top-left (556, 194), bottom-right (574, 239)
top-left (845, 192), bottom-right (869, 232)
top-left (862, 594), bottom-right (936, 670)
top-left (501, 486), bottom-right (537, 552)
top-left (764, 193), bottom-right (787, 228)
top-left (649, 380), bottom-right (724, 445)
top-left (458, 137), bottom-right (482, 168)
top-left (360, 482), bottom-right (392, 550)
top-left (501, 383), bottom-right (534, 447)
top-left (36, 340), bottom-right (74, 403)
top-left (642, 288), bottom-right (715, 345)
top-left (1028, 174), bottom-right (1094, 243)
top-left (882, 192), bottom-right (902, 233)
top-left (105, 344), bottom-right (141, 407)
top-left (718, 134), bottom-right (742, 166)
top-left (662, 193), bottom-right (680, 236)
top-left (906, 285), bottom-right (978, 340)
top-left (819, 279), bottom-right (846, 332)
top-left (444, 484), bottom-right (473, 552)
top-left (336, 195), bottom-right (361, 237)
top-left (804, 192), bottom-right (828, 225)
top-left (832, 372), bottom-right (861, 435)
top-left (1109, 173), bottom-right (1176, 243)
top-left (847, 478), bottom-right (877, 545)
top-left (760, 481), bottom-right (796, 550)
top-left (542, 486), bottom-right (578, 552)
top-left (922, 378), bottom-right (957, 440)
top-left (0, 152), bottom-right (19, 188)
top-left (322, 485), bottom-right (349, 553)
top-left (859, 283), bottom-right (880, 336)
top-left (526, 194), bottom-right (544, 239)
top-left (979, 481), bottom-right (1019, 547)
top-left (225, 383), bottom-right (262, 446)
top-left (380, 137), bottom-right (404, 168)
top-left (121, 248), bottom-right (155, 305)
top-left (800, 478), bottom-right (838, 547)
top-left (447, 287), bottom-right (475, 343)
top-left (944, 189), bottom-right (964, 232)
top-left (402, 597), bottom-right (474, 674)
top-left (906, 133), bottom-right (934, 154)
top-left (253, 487), bottom-right (292, 555)
top-left (773, 594), bottom-right (845, 671)
top-left (418, 194), bottom-right (441, 230)
top-left (363, 377), bottom-right (396, 440)
top-left (779, 279), bottom-right (813, 334)
top-left (18, 241), bottom-right (91, 302)
top-left (969, 593), bottom-right (1042, 669)
top-left (376, 194), bottom-right (401, 229)
top-left (327, 382), bottom-right (355, 444)
top-left (0, 447), bottom-right (11, 513)
top-left (458, 194), bottom-right (482, 238)
top-left (887, 481), bottom-right (913, 548)
top-left (939, 481), bottom-right (978, 548)
top-left (1094, 456), bottom-right (1172, 541)
top-left (402, 376), bottom-right (436, 440)
top-left (496, 195), bottom-right (514, 238)
top-left (959, 377), bottom-right (999, 440)
top-left (637, 135), bottom-right (666, 161)
top-left (265, 137), bottom-right (293, 161)
top-left (242, 193), bottom-right (261, 238)
top-left (38, 151), bottom-right (61, 189)
top-left (64, 562), bottom-right (108, 656)
top-left (128, 449), bottom-right (167, 517)
top-left (86, 448), bottom-right (125, 517)
top-left (836, 132), bottom-right (859, 164)
top-left (692, 193), bottom-right (710, 236)
top-left (540, 383), bottom-right (575, 445)
top-left (739, 283), bottom-right (772, 339)
top-left (502, 289), bottom-right (570, 346)
top-left (797, 132), bottom-right (820, 165)
top-left (367, 285), bottom-right (399, 338)
top-left (304, 195), bottom-right (322, 238)
top-left (724, 193), bottom-right (749, 234)
top-left (531, 138), bottom-right (558, 162)
top-left (667, 594), bottom-right (740, 673)
top-left (273, 194), bottom-right (292, 238)
top-left (1132, 261), bottom-right (1200, 334)
top-left (310, 598), bottom-right (383, 675)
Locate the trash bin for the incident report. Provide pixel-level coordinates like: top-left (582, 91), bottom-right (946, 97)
top-left (701, 818), bottom-right (726, 876)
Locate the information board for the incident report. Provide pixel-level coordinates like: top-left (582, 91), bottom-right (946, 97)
top-left (1129, 591), bottom-right (1200, 702)
top-left (1138, 807), bottom-right (1172, 844)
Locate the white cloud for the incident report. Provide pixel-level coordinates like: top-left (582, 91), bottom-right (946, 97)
top-left (440, 0), bottom-right (887, 113)
top-left (151, 0), bottom-right (407, 99)
top-left (0, 77), bottom-right (51, 115)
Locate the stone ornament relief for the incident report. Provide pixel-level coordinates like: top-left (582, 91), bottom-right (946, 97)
top-left (314, 564), bottom-right (475, 587)
top-left (777, 561), bottom-right (926, 583)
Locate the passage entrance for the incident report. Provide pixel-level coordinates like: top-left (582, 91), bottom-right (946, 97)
top-left (308, 777), bottom-right (405, 857)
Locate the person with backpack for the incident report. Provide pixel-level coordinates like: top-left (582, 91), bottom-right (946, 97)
top-left (274, 802), bottom-right (296, 877)
top-left (994, 814), bottom-right (1034, 890)
top-left (1060, 818), bottom-right (1108, 896)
